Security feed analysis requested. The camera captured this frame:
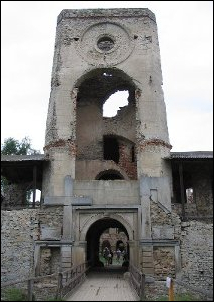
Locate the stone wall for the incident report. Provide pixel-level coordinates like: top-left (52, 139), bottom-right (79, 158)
top-left (75, 160), bottom-right (130, 180)
top-left (151, 200), bottom-right (172, 225)
top-left (39, 206), bottom-right (63, 227)
top-left (153, 247), bottom-right (176, 280)
top-left (179, 220), bottom-right (213, 292)
top-left (1, 206), bottom-right (64, 283)
top-left (145, 280), bottom-right (203, 301)
top-left (73, 180), bottom-right (140, 205)
top-left (103, 104), bottom-right (136, 143)
top-left (39, 206), bottom-right (63, 240)
top-left (140, 203), bottom-right (213, 297)
top-left (1, 209), bottom-right (40, 282)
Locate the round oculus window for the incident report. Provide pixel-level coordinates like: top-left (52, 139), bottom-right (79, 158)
top-left (97, 36), bottom-right (115, 52)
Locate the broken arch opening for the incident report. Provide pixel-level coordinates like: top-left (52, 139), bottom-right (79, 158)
top-left (95, 169), bottom-right (124, 180)
top-left (75, 68), bottom-right (137, 180)
top-left (103, 90), bottom-right (129, 117)
top-left (86, 218), bottom-right (129, 268)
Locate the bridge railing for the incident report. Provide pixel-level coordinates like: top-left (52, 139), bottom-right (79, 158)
top-left (58, 261), bottom-right (91, 298)
top-left (1, 261), bottom-right (91, 301)
top-left (129, 263), bottom-right (145, 300)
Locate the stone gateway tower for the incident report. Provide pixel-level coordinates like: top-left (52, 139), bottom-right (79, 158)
top-left (1, 9), bottom-right (213, 297)
top-left (43, 8), bottom-right (173, 273)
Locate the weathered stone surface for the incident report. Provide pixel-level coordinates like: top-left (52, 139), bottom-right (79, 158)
top-left (179, 220), bottom-right (213, 291)
top-left (1, 209), bottom-right (40, 282)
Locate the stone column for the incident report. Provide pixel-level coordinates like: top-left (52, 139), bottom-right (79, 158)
top-left (72, 241), bottom-right (87, 266)
top-left (61, 245), bottom-right (72, 273)
top-left (62, 175), bottom-right (73, 240)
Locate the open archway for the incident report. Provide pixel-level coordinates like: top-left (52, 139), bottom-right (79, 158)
top-left (86, 218), bottom-right (129, 268)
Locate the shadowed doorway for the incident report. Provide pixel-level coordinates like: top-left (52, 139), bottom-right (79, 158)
top-left (86, 218), bottom-right (129, 269)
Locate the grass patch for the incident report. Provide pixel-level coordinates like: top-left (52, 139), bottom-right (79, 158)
top-left (2, 287), bottom-right (28, 301)
top-left (154, 293), bottom-right (201, 301)
top-left (44, 298), bottom-right (65, 301)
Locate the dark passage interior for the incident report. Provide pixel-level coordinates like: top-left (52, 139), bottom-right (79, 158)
top-left (104, 136), bottom-right (119, 163)
top-left (86, 218), bottom-right (129, 269)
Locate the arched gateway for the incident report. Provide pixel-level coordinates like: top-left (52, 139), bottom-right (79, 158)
top-left (71, 208), bottom-right (138, 268)
top-left (85, 218), bottom-right (130, 266)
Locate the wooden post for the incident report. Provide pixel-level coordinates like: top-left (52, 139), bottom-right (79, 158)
top-left (179, 162), bottom-right (186, 220)
top-left (27, 279), bottom-right (34, 301)
top-left (140, 273), bottom-right (145, 300)
top-left (168, 279), bottom-right (174, 301)
top-left (56, 272), bottom-right (63, 298)
top-left (32, 165), bottom-right (37, 208)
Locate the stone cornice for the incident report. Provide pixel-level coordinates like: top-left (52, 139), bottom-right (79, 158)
top-left (57, 8), bottom-right (156, 25)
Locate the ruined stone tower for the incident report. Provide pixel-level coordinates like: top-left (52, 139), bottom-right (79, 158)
top-left (42, 8), bottom-right (173, 273)
top-left (1, 9), bottom-right (213, 297)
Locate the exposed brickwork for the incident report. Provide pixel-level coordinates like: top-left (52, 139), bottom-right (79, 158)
top-left (138, 138), bottom-right (172, 151)
top-left (118, 144), bottom-right (137, 180)
top-left (44, 139), bottom-right (76, 157)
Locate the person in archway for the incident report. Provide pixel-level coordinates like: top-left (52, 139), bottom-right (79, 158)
top-left (103, 247), bottom-right (110, 266)
top-left (122, 249), bottom-right (127, 261)
top-left (107, 251), bottom-right (112, 266)
top-left (116, 248), bottom-right (121, 263)
top-left (109, 249), bottom-right (114, 265)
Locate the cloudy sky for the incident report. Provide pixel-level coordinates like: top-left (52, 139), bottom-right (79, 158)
top-left (1, 1), bottom-right (213, 153)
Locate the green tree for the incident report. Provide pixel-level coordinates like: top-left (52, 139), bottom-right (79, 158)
top-left (1, 136), bottom-right (40, 155)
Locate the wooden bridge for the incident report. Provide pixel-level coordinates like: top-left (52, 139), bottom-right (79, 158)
top-left (1, 263), bottom-right (145, 301)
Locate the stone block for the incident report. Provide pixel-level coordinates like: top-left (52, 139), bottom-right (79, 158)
top-left (40, 225), bottom-right (61, 240)
top-left (142, 262), bottom-right (154, 268)
top-left (143, 251), bottom-right (153, 257)
top-left (152, 225), bottom-right (174, 239)
top-left (71, 196), bottom-right (92, 205)
top-left (142, 246), bottom-right (153, 252)
top-left (142, 267), bottom-right (154, 275)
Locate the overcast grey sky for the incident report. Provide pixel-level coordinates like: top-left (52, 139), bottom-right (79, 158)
top-left (1, 1), bottom-right (213, 153)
